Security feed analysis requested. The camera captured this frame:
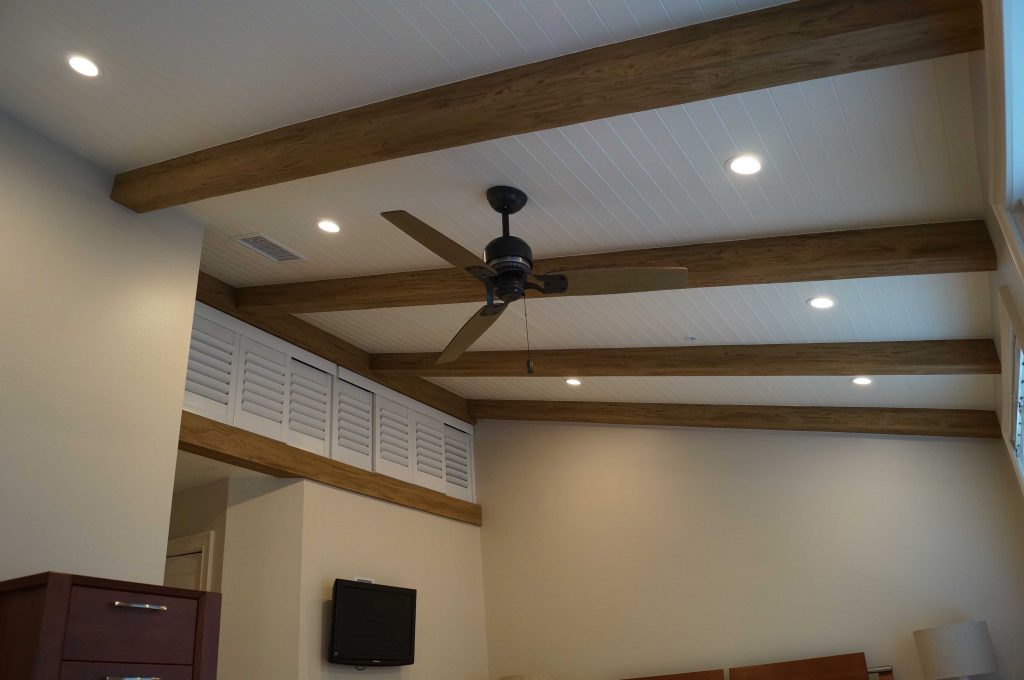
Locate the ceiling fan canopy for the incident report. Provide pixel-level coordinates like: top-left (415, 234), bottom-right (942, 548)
top-left (381, 185), bottom-right (688, 364)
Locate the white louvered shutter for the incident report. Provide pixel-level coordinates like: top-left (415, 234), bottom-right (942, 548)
top-left (411, 411), bottom-right (446, 492)
top-left (233, 338), bottom-right (288, 440)
top-left (374, 397), bottom-right (412, 481)
top-left (333, 378), bottom-right (373, 470)
top-left (286, 359), bottom-right (331, 455)
top-left (444, 425), bottom-right (474, 501)
top-left (183, 315), bottom-right (238, 422)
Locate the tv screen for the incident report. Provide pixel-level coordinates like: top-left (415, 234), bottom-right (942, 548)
top-left (329, 579), bottom-right (417, 667)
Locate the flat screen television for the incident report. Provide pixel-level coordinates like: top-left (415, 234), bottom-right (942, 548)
top-left (329, 579), bottom-right (417, 667)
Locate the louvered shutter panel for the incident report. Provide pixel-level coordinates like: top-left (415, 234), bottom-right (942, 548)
top-left (374, 397), bottom-right (412, 481)
top-left (183, 315), bottom-right (238, 422)
top-left (444, 425), bottom-right (474, 501)
top-left (233, 338), bottom-right (288, 440)
top-left (332, 378), bottom-right (373, 470)
top-left (411, 411), bottom-right (446, 492)
top-left (286, 359), bottom-right (331, 455)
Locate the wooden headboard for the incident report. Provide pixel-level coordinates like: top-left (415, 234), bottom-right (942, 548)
top-left (625, 653), bottom-right (893, 680)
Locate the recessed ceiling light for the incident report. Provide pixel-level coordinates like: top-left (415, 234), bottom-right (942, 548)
top-left (807, 296), bottom-right (835, 310)
top-left (68, 55), bottom-right (100, 77)
top-left (727, 154), bottom-right (762, 175)
top-left (317, 219), bottom-right (340, 233)
top-left (851, 376), bottom-right (873, 386)
top-left (565, 378), bottom-right (582, 386)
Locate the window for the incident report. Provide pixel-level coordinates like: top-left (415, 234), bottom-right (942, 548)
top-left (1015, 342), bottom-right (1024, 474)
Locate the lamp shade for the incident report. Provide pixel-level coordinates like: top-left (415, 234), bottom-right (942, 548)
top-left (914, 620), bottom-right (997, 679)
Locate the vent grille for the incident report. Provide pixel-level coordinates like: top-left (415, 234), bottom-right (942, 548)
top-left (236, 233), bottom-right (304, 262)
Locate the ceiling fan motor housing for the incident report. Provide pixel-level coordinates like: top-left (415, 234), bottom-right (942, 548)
top-left (485, 235), bottom-right (533, 302)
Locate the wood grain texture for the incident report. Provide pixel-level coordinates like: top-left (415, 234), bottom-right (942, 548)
top-left (730, 653), bottom-right (868, 680)
top-left (178, 410), bottom-right (483, 526)
top-left (467, 401), bottom-right (1001, 439)
top-left (624, 671), bottom-right (725, 680)
top-left (110, 0), bottom-right (983, 212)
top-left (196, 272), bottom-right (473, 422)
top-left (371, 339), bottom-right (999, 377)
top-left (234, 221), bottom-right (995, 313)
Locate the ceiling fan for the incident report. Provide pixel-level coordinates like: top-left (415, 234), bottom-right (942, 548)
top-left (381, 186), bottom-right (688, 365)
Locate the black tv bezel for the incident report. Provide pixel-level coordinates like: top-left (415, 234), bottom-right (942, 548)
top-left (328, 578), bottom-right (417, 667)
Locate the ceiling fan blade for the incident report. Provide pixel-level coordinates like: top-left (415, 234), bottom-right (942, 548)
top-left (381, 210), bottom-right (493, 275)
top-left (544, 267), bottom-right (689, 296)
top-left (437, 303), bottom-right (508, 365)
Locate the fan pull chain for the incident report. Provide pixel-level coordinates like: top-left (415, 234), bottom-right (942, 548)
top-left (523, 295), bottom-right (534, 374)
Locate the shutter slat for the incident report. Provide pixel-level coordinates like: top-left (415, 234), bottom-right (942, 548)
top-left (333, 378), bottom-right (373, 468)
top-left (444, 425), bottom-right (474, 499)
top-left (184, 316), bottom-right (238, 422)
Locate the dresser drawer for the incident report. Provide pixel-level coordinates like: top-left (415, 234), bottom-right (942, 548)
top-left (63, 586), bottom-right (197, 664)
top-left (60, 661), bottom-right (193, 680)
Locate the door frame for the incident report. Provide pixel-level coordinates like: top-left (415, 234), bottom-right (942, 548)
top-left (166, 530), bottom-right (216, 591)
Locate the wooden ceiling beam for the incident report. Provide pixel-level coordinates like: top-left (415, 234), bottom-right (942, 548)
top-left (111, 0), bottom-right (983, 212)
top-left (370, 339), bottom-right (1000, 377)
top-left (196, 272), bottom-right (474, 423)
top-left (467, 401), bottom-right (1001, 439)
top-left (234, 221), bottom-right (995, 314)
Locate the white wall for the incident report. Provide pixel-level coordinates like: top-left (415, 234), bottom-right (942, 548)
top-left (0, 110), bottom-right (204, 584)
top-left (217, 479), bottom-right (490, 680)
top-left (475, 420), bottom-right (1024, 680)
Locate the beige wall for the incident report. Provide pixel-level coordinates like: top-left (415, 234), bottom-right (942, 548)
top-left (0, 110), bottom-right (203, 584)
top-left (298, 481), bottom-right (490, 680)
top-left (217, 479), bottom-right (490, 680)
top-left (475, 420), bottom-right (1024, 680)
top-left (169, 478), bottom-right (230, 591)
top-left (219, 479), bottom-right (306, 680)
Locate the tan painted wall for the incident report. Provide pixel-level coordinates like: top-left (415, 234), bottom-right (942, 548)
top-left (218, 479), bottom-right (306, 680)
top-left (169, 478), bottom-right (230, 591)
top-left (475, 420), bottom-right (1024, 680)
top-left (298, 481), bottom-right (490, 680)
top-left (0, 110), bottom-right (203, 584)
top-left (216, 479), bottom-right (490, 680)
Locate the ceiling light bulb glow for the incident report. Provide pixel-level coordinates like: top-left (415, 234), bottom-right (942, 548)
top-left (851, 376), bottom-right (873, 386)
top-left (566, 378), bottom-right (582, 386)
top-left (318, 219), bottom-right (340, 233)
top-left (68, 55), bottom-right (100, 77)
top-left (728, 154), bottom-right (762, 175)
top-left (807, 296), bottom-right (835, 309)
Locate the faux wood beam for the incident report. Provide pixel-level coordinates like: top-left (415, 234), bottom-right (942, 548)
top-left (235, 221), bottom-right (995, 313)
top-left (179, 410), bottom-right (482, 525)
top-left (370, 339), bottom-right (1000, 377)
top-left (111, 0), bottom-right (982, 212)
top-left (467, 401), bottom-right (1001, 439)
top-left (196, 272), bottom-right (473, 422)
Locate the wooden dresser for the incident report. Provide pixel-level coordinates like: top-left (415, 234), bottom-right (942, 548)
top-left (0, 572), bottom-right (221, 680)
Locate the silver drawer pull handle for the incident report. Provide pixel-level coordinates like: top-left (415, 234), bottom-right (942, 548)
top-left (112, 601), bottom-right (167, 611)
top-left (104, 677), bottom-right (161, 680)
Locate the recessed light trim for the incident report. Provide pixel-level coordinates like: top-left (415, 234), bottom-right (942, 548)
top-left (807, 296), bottom-right (835, 310)
top-left (727, 154), bottom-right (762, 175)
top-left (565, 378), bottom-right (582, 386)
top-left (317, 219), bottom-right (340, 233)
top-left (68, 55), bottom-right (100, 77)
top-left (851, 376), bottom-right (873, 386)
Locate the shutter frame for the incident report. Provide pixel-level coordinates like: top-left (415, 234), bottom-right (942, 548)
top-left (286, 359), bottom-right (331, 455)
top-left (411, 410), bottom-right (446, 492)
top-left (444, 425), bottom-right (474, 501)
top-left (374, 396), bottom-right (412, 481)
top-left (233, 337), bottom-right (288, 440)
top-left (332, 377), bottom-right (373, 470)
top-left (183, 315), bottom-right (239, 423)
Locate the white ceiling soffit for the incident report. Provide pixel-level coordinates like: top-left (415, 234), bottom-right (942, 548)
top-left (0, 0), bottom-right (792, 171)
top-left (299, 273), bottom-right (991, 353)
top-left (430, 374), bottom-right (997, 410)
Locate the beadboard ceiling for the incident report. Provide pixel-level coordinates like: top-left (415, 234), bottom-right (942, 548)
top-left (0, 0), bottom-right (995, 411)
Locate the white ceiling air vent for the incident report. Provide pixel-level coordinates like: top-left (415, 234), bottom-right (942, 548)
top-left (235, 233), bottom-right (304, 262)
